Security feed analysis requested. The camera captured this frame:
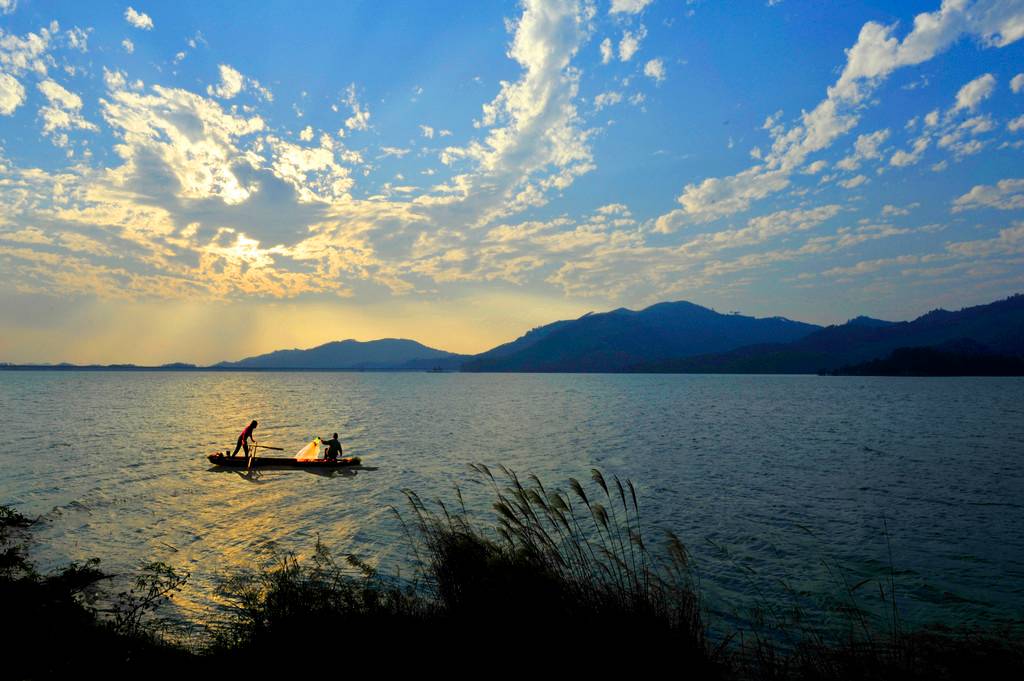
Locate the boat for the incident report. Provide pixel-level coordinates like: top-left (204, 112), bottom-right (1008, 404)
top-left (208, 453), bottom-right (362, 468)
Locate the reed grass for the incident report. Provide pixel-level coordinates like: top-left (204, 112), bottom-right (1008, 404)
top-left (395, 465), bottom-right (713, 652)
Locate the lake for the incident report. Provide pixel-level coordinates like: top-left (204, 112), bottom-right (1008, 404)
top-left (2, 371), bottom-right (1022, 633)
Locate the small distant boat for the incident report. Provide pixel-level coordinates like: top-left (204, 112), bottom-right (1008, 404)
top-left (207, 453), bottom-right (361, 468)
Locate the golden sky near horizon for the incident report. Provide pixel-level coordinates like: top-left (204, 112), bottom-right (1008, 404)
top-left (0, 292), bottom-right (593, 365)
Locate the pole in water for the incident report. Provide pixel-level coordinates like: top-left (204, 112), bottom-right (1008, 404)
top-left (246, 443), bottom-right (258, 472)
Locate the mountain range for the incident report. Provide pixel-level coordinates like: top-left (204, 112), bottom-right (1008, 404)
top-left (637, 294), bottom-right (1024, 374)
top-left (4, 294), bottom-right (1022, 375)
top-left (214, 338), bottom-right (468, 370)
top-left (460, 301), bottom-right (820, 372)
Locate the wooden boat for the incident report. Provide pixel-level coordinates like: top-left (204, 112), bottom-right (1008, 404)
top-left (208, 453), bottom-right (361, 468)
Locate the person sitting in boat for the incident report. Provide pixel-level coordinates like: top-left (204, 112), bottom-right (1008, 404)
top-left (320, 432), bottom-right (343, 461)
top-left (231, 420), bottom-right (258, 458)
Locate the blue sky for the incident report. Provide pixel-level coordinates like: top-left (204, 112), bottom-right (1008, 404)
top-left (1, 0), bottom-right (1023, 363)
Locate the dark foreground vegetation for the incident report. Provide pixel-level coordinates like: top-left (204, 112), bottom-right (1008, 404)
top-left (4, 468), bottom-right (1023, 678)
top-left (830, 344), bottom-right (1024, 376)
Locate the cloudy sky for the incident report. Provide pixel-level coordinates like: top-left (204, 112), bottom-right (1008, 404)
top-left (1, 0), bottom-right (1023, 364)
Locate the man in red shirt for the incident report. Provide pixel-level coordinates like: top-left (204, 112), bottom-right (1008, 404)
top-left (231, 420), bottom-right (258, 458)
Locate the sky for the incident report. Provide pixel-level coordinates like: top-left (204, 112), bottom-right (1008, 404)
top-left (1, 0), bottom-right (1023, 364)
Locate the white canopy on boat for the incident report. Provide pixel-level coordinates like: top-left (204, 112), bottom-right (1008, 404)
top-left (295, 437), bottom-right (323, 460)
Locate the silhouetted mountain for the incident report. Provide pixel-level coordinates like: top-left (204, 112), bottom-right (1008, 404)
top-left (844, 315), bottom-right (897, 328)
top-left (638, 294), bottom-right (1024, 374)
top-left (461, 301), bottom-right (821, 372)
top-left (216, 339), bottom-right (466, 370)
top-left (470, 318), bottom-right (578, 362)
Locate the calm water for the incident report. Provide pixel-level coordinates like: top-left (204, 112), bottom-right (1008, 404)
top-left (2, 371), bottom-right (1023, 632)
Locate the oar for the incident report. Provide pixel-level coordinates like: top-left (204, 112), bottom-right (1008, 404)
top-left (257, 445), bottom-right (284, 451)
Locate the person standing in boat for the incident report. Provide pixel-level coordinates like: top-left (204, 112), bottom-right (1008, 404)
top-left (231, 420), bottom-right (258, 458)
top-left (320, 432), bottom-right (343, 461)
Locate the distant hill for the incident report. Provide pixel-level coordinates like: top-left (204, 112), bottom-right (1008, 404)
top-left (215, 338), bottom-right (468, 370)
top-left (843, 315), bottom-right (897, 328)
top-left (0, 362), bottom-right (198, 371)
top-left (637, 294), bottom-right (1024, 374)
top-left (461, 301), bottom-right (821, 372)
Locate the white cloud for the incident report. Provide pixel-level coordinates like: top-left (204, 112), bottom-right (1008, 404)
top-left (822, 254), bottom-right (919, 279)
top-left (0, 1), bottom-right (17, 16)
top-left (0, 227), bottom-right (52, 245)
top-left (100, 83), bottom-right (266, 205)
top-left (882, 202), bottom-right (919, 217)
top-left (839, 174), bottom-right (868, 189)
top-left (1009, 114), bottom-right (1024, 132)
top-left (619, 25), bottom-right (646, 61)
top-left (802, 159), bottom-right (828, 174)
top-left (37, 79), bottom-right (97, 139)
top-left (265, 134), bottom-right (354, 202)
top-left (66, 27), bottom-right (90, 52)
top-left (945, 222), bottom-right (1024, 257)
top-left (960, 114), bottom-right (995, 135)
top-left (937, 129), bottom-right (987, 159)
top-left (102, 68), bottom-right (142, 92)
top-left (124, 7), bottom-right (154, 30)
top-left (596, 203), bottom-right (631, 215)
top-left (599, 37), bottom-right (613, 64)
top-left (1012, 73), bottom-right (1024, 93)
top-left (436, 0), bottom-right (595, 222)
top-left (0, 24), bottom-right (54, 77)
top-left (836, 128), bottom-right (890, 170)
top-left (643, 57), bottom-right (665, 83)
top-left (610, 0), bottom-right (654, 14)
top-left (37, 79), bottom-right (82, 111)
top-left (420, 124), bottom-right (434, 138)
top-left (122, 38), bottom-right (134, 53)
top-left (890, 135), bottom-right (930, 166)
top-left (895, 79), bottom-right (1001, 168)
top-left (207, 64), bottom-right (243, 99)
top-left (342, 83), bottom-right (370, 131)
top-left (379, 146), bottom-right (410, 158)
top-left (206, 64), bottom-right (271, 101)
top-left (0, 72), bottom-right (25, 115)
top-left (594, 90), bottom-right (623, 110)
top-left (299, 125), bottom-right (313, 142)
top-left (953, 73), bottom-right (996, 111)
top-left (952, 178), bottom-right (1024, 211)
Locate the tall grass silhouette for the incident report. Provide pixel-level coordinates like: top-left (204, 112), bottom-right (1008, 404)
top-left (395, 464), bottom-right (715, 656)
